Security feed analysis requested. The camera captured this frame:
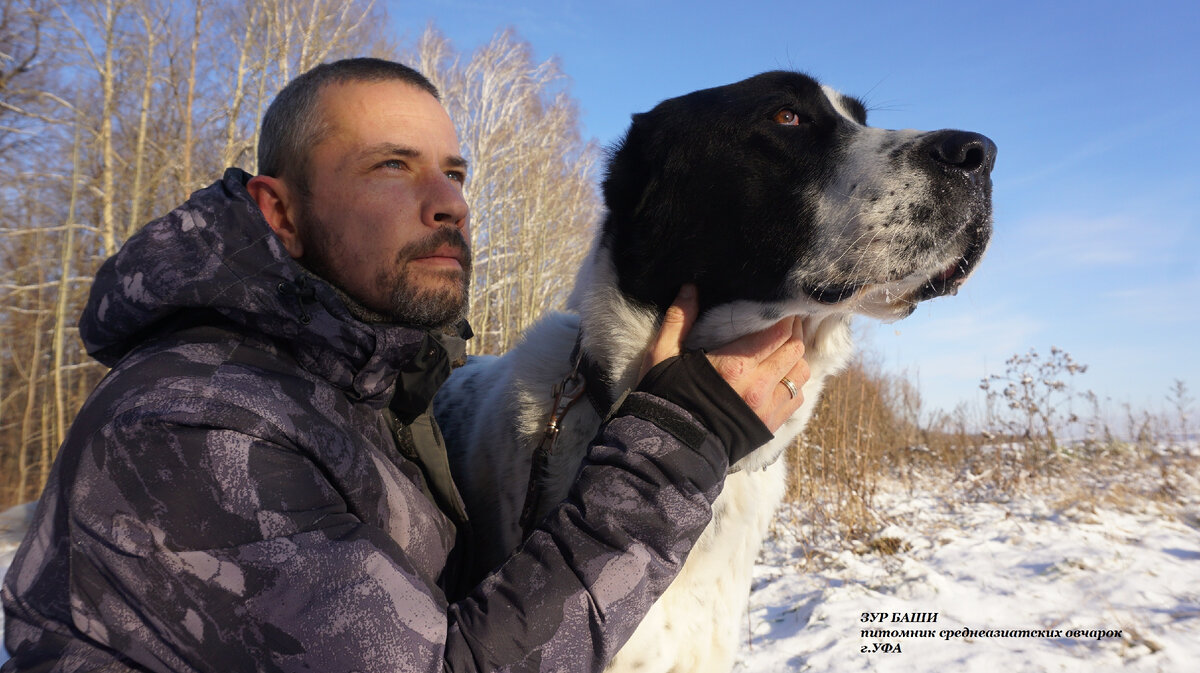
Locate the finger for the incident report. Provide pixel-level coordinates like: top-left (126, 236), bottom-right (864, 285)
top-left (709, 316), bottom-right (794, 365)
top-left (768, 357), bottom-right (812, 429)
top-left (735, 334), bottom-right (804, 410)
top-left (778, 317), bottom-right (810, 413)
top-left (755, 331), bottom-right (807, 388)
top-left (643, 284), bottom-right (699, 374)
top-left (775, 357), bottom-right (811, 405)
top-left (761, 319), bottom-right (808, 420)
top-left (705, 317), bottom-right (795, 398)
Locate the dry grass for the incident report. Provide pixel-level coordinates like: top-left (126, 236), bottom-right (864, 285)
top-left (785, 358), bottom-right (909, 541)
top-left (783, 352), bottom-right (1199, 550)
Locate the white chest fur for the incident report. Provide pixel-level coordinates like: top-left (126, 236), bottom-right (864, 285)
top-left (438, 247), bottom-right (855, 673)
top-left (591, 306), bottom-right (851, 673)
top-left (453, 278), bottom-right (853, 673)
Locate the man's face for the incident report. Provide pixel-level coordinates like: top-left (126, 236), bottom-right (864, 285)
top-left (294, 80), bottom-right (471, 328)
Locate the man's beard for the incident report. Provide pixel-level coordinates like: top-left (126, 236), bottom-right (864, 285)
top-left (378, 226), bottom-right (473, 329)
top-left (295, 209), bottom-right (472, 330)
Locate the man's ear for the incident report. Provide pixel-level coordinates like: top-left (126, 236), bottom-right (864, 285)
top-left (247, 175), bottom-right (304, 259)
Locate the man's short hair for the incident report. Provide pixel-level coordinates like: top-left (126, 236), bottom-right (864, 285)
top-left (257, 58), bottom-right (440, 195)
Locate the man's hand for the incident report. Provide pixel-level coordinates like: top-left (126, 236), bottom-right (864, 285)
top-left (641, 285), bottom-right (811, 433)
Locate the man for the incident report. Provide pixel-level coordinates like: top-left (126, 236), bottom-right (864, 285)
top-left (2, 58), bottom-right (809, 672)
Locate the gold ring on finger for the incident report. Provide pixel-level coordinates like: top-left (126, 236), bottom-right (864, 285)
top-left (780, 376), bottom-right (798, 399)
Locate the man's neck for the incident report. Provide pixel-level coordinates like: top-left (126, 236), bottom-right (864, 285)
top-left (297, 266), bottom-right (395, 325)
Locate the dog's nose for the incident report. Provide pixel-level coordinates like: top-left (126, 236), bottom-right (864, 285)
top-left (926, 131), bottom-right (998, 175)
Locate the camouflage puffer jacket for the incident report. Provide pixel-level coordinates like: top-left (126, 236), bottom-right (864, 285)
top-left (1, 169), bottom-right (733, 672)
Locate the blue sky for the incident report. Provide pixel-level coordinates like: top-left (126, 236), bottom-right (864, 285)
top-left (386, 0), bottom-right (1200, 421)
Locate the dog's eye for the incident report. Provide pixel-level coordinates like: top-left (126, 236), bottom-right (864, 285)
top-left (773, 108), bottom-right (802, 126)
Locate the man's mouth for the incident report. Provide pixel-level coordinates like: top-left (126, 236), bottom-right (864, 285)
top-left (400, 226), bottom-right (472, 274)
top-left (413, 245), bottom-right (467, 268)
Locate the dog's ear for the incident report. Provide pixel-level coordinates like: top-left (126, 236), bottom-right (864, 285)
top-left (602, 112), bottom-right (658, 223)
top-left (601, 108), bottom-right (707, 311)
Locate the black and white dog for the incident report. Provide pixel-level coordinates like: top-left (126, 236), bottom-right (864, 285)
top-left (435, 71), bottom-right (995, 673)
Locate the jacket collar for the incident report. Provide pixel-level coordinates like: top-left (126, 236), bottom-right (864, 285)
top-left (81, 168), bottom-right (472, 409)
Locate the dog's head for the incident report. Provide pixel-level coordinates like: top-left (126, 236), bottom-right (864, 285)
top-left (599, 70), bottom-right (995, 322)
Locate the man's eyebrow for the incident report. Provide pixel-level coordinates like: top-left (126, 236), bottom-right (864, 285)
top-left (362, 143), bottom-right (468, 171)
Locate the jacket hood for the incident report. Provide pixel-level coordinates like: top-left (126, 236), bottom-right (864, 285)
top-left (80, 168), bottom-right (468, 408)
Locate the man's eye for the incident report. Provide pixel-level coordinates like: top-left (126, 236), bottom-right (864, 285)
top-left (446, 171), bottom-right (466, 184)
top-left (380, 159), bottom-right (406, 170)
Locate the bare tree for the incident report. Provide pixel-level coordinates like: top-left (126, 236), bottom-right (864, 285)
top-left (0, 0), bottom-right (60, 160)
top-left (51, 107), bottom-right (87, 453)
top-left (178, 0), bottom-right (206, 191)
top-left (414, 27), bottom-right (602, 354)
top-left (1, 8), bottom-right (601, 505)
top-left (0, 0), bottom-right (392, 505)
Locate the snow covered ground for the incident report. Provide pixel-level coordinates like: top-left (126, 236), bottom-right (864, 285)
top-left (3, 470), bottom-right (1198, 671)
top-left (735, 479), bottom-right (1200, 672)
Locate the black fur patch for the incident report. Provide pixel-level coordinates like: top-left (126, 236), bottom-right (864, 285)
top-left (601, 72), bottom-right (847, 314)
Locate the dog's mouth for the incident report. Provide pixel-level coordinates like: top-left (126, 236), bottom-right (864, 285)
top-left (908, 234), bottom-right (987, 302)
top-left (806, 229), bottom-right (989, 311)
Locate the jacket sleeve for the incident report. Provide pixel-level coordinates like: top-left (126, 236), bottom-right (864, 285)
top-left (60, 392), bottom-right (729, 673)
top-left (444, 392), bottom-right (729, 670)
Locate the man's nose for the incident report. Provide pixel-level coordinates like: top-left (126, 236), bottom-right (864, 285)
top-left (424, 175), bottom-right (469, 230)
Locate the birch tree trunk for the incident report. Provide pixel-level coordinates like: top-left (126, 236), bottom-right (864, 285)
top-left (0, 0), bottom-right (392, 505)
top-left (415, 27), bottom-right (602, 355)
top-left (52, 110), bottom-right (86, 452)
top-left (0, 5), bottom-right (599, 506)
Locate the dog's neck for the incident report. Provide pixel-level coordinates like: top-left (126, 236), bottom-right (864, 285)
top-left (567, 244), bottom-right (856, 415)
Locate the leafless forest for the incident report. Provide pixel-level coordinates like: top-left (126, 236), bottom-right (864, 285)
top-left (0, 0), bottom-right (599, 505)
top-left (2, 1), bottom-right (1194, 535)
